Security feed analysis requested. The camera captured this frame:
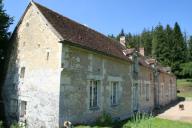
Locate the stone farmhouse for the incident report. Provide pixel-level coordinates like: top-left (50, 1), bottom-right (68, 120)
top-left (2, 1), bottom-right (177, 128)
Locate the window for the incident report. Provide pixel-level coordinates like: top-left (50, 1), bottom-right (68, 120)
top-left (20, 101), bottom-right (27, 117)
top-left (89, 80), bottom-right (99, 109)
top-left (10, 99), bottom-right (18, 115)
top-left (46, 52), bottom-right (50, 60)
top-left (146, 84), bottom-right (150, 101)
top-left (46, 48), bottom-right (50, 61)
top-left (23, 42), bottom-right (25, 47)
top-left (111, 82), bottom-right (119, 106)
top-left (20, 67), bottom-right (25, 78)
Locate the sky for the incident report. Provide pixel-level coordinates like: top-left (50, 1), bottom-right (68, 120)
top-left (3, 0), bottom-right (192, 36)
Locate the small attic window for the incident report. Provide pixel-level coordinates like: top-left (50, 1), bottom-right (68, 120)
top-left (46, 48), bottom-right (50, 61)
top-left (20, 67), bottom-right (25, 78)
top-left (23, 42), bottom-right (26, 47)
top-left (46, 52), bottom-right (50, 61)
top-left (38, 44), bottom-right (40, 48)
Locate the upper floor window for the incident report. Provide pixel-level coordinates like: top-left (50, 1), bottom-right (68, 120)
top-left (89, 80), bottom-right (99, 109)
top-left (20, 67), bottom-right (25, 78)
top-left (46, 51), bottom-right (50, 60)
top-left (111, 81), bottom-right (119, 106)
top-left (46, 48), bottom-right (50, 61)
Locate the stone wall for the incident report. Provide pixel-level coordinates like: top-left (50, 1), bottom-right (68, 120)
top-left (3, 4), bottom-right (62, 128)
top-left (2, 2), bottom-right (177, 128)
top-left (158, 72), bottom-right (177, 106)
top-left (60, 44), bottom-right (133, 124)
top-left (139, 66), bottom-right (154, 112)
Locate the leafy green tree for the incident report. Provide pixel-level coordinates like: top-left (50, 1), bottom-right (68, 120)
top-left (0, 0), bottom-right (13, 121)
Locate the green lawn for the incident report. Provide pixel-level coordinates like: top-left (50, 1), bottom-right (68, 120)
top-left (75, 118), bottom-right (192, 128)
top-left (177, 79), bottom-right (192, 87)
top-left (177, 79), bottom-right (192, 98)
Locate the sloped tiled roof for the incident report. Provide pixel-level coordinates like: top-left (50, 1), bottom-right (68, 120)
top-left (33, 2), bottom-right (131, 62)
top-left (123, 48), bottom-right (135, 55)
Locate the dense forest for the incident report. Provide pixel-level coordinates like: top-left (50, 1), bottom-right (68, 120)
top-left (108, 22), bottom-right (192, 78)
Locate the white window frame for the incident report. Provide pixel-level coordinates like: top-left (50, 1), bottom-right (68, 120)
top-left (111, 81), bottom-right (119, 106)
top-left (89, 80), bottom-right (99, 109)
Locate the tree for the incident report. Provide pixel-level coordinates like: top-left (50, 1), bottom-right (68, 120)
top-left (188, 36), bottom-right (192, 61)
top-left (0, 0), bottom-right (13, 121)
top-left (141, 28), bottom-right (152, 56)
top-left (116, 29), bottom-right (125, 41)
top-left (165, 25), bottom-right (173, 66)
top-left (125, 33), bottom-right (137, 48)
top-left (152, 24), bottom-right (167, 64)
top-left (171, 22), bottom-right (187, 76)
top-left (180, 62), bottom-right (192, 78)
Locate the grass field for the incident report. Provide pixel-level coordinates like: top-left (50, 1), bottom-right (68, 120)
top-left (75, 118), bottom-right (192, 128)
top-left (177, 79), bottom-right (192, 98)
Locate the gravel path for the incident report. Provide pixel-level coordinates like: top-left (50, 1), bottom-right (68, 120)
top-left (158, 101), bottom-right (192, 123)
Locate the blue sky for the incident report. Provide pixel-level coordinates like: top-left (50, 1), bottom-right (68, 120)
top-left (4, 0), bottom-right (192, 36)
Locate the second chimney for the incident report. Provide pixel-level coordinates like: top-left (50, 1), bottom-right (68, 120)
top-left (120, 36), bottom-right (126, 46)
top-left (139, 48), bottom-right (145, 56)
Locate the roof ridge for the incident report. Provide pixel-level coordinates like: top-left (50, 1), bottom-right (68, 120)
top-left (32, 1), bottom-right (130, 62)
top-left (33, 2), bottom-right (123, 47)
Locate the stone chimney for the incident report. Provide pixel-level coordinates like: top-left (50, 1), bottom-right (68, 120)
top-left (139, 48), bottom-right (145, 56)
top-left (119, 29), bottom-right (126, 47)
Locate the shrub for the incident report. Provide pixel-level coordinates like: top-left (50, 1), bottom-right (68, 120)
top-left (10, 122), bottom-right (23, 128)
top-left (179, 62), bottom-right (192, 78)
top-left (95, 112), bottom-right (112, 126)
top-left (123, 112), bottom-right (153, 128)
top-left (0, 121), bottom-right (3, 128)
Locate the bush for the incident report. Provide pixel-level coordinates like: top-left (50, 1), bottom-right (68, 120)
top-left (0, 121), bottom-right (3, 128)
top-left (95, 112), bottom-right (112, 126)
top-left (179, 62), bottom-right (192, 78)
top-left (123, 112), bottom-right (153, 128)
top-left (10, 122), bottom-right (23, 128)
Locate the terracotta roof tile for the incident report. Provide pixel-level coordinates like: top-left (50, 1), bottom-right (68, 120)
top-left (34, 2), bottom-right (131, 62)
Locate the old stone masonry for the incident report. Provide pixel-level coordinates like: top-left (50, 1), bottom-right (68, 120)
top-left (2, 1), bottom-right (177, 128)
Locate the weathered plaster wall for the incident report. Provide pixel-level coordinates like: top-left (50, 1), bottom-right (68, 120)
top-left (3, 4), bottom-right (62, 128)
top-left (60, 44), bottom-right (133, 124)
top-left (158, 73), bottom-right (177, 106)
top-left (139, 66), bottom-right (154, 112)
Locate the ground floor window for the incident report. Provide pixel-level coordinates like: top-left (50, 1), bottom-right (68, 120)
top-left (146, 84), bottom-right (150, 101)
top-left (20, 101), bottom-right (27, 117)
top-left (111, 81), bottom-right (119, 106)
top-left (10, 99), bottom-right (18, 115)
top-left (89, 80), bottom-right (99, 109)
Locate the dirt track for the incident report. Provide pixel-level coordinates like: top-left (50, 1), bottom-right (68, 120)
top-left (158, 101), bottom-right (192, 123)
